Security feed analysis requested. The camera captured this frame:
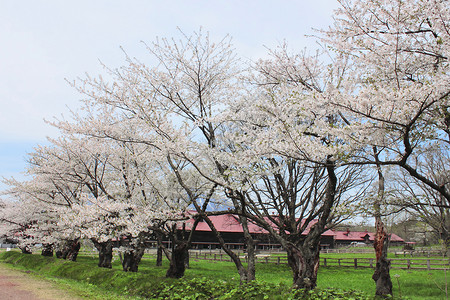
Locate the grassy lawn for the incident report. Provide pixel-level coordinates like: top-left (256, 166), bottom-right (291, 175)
top-left (0, 249), bottom-right (448, 299)
top-left (63, 251), bottom-right (450, 299)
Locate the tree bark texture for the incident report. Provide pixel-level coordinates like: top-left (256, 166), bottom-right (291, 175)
top-left (286, 244), bottom-right (320, 290)
top-left (166, 241), bottom-right (189, 278)
top-left (40, 244), bottom-right (53, 257)
top-left (372, 231), bottom-right (393, 297)
top-left (122, 247), bottom-right (145, 272)
top-left (55, 239), bottom-right (80, 261)
top-left (156, 245), bottom-right (163, 266)
top-left (20, 246), bottom-right (32, 254)
top-left (373, 147), bottom-right (393, 296)
top-left (92, 239), bottom-right (113, 268)
top-left (242, 225), bottom-right (256, 281)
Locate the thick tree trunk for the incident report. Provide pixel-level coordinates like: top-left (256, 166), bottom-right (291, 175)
top-left (55, 239), bottom-right (80, 261)
top-left (166, 241), bottom-right (189, 278)
top-left (92, 240), bottom-right (113, 268)
top-left (66, 240), bottom-right (81, 261)
top-left (156, 245), bottom-right (163, 266)
top-left (372, 223), bottom-right (392, 296)
top-left (243, 227), bottom-right (256, 282)
top-left (286, 243), bottom-right (320, 290)
top-left (372, 147), bottom-right (393, 296)
top-left (184, 249), bottom-right (190, 269)
top-left (122, 247), bottom-right (145, 272)
top-left (41, 244), bottom-right (53, 257)
top-left (20, 246), bottom-right (32, 254)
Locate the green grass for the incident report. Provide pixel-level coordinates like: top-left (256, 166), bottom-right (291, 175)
top-left (0, 253), bottom-right (142, 299)
top-left (0, 250), bottom-right (448, 299)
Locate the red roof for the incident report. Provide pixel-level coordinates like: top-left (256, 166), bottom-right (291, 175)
top-left (331, 230), bottom-right (404, 242)
top-left (183, 213), bottom-right (335, 236)
top-left (181, 213), bottom-right (404, 243)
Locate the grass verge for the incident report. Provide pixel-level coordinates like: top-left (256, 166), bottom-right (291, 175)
top-left (0, 250), bottom-right (447, 299)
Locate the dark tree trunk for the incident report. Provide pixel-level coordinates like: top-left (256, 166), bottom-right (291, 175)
top-left (166, 241), bottom-right (188, 278)
top-left (41, 244), bottom-right (53, 257)
top-left (92, 239), bottom-right (113, 268)
top-left (120, 237), bottom-right (145, 273)
top-left (156, 245), bottom-right (163, 266)
top-left (286, 243), bottom-right (320, 290)
top-left (372, 147), bottom-right (393, 296)
top-left (66, 240), bottom-right (80, 261)
top-left (184, 248), bottom-right (190, 269)
top-left (20, 246), bottom-right (32, 254)
top-left (55, 239), bottom-right (80, 261)
top-left (242, 225), bottom-right (256, 282)
top-left (372, 219), bottom-right (393, 296)
top-left (373, 254), bottom-right (392, 297)
top-left (122, 247), bottom-right (145, 272)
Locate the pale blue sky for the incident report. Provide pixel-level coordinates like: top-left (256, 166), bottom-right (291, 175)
top-left (0, 0), bottom-right (340, 191)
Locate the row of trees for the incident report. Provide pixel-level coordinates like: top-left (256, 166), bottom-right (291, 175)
top-left (1, 0), bottom-right (449, 296)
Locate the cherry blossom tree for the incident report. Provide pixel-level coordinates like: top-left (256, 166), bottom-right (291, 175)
top-left (315, 0), bottom-right (450, 296)
top-left (2, 148), bottom-right (86, 259)
top-left (55, 30), bottom-right (259, 283)
top-left (0, 199), bottom-right (36, 254)
top-left (208, 40), bottom-right (372, 289)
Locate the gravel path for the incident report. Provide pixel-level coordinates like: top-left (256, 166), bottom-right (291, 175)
top-left (0, 263), bottom-right (82, 300)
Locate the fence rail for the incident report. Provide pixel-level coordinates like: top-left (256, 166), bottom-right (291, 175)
top-left (321, 248), bottom-right (444, 257)
top-left (189, 252), bottom-right (450, 270)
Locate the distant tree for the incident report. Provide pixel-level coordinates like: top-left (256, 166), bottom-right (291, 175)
top-left (391, 147), bottom-right (450, 255)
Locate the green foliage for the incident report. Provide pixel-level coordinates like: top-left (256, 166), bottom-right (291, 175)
top-left (146, 278), bottom-right (371, 300)
top-left (291, 288), bottom-right (372, 300)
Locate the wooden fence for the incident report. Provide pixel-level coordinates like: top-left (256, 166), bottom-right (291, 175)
top-left (321, 248), bottom-right (444, 257)
top-left (189, 252), bottom-right (450, 271)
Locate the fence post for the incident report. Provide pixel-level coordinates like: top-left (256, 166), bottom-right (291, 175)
top-left (277, 257), bottom-right (281, 265)
top-left (354, 258), bottom-right (358, 269)
top-left (324, 258), bottom-right (327, 267)
top-left (214, 254), bottom-right (217, 260)
top-left (338, 259), bottom-right (341, 266)
top-left (369, 259), bottom-right (373, 268)
top-left (427, 259), bottom-right (431, 270)
top-left (407, 259), bottom-right (411, 269)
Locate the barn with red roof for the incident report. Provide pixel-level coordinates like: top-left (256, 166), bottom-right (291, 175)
top-left (178, 214), bottom-right (404, 250)
top-left (331, 228), bottom-right (405, 247)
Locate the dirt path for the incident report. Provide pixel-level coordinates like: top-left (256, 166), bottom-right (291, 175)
top-left (0, 263), bottom-right (82, 300)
